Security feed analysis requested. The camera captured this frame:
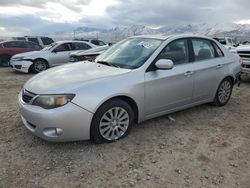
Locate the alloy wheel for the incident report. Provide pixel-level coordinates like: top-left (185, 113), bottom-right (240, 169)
top-left (34, 61), bottom-right (47, 73)
top-left (218, 80), bottom-right (232, 103)
top-left (99, 107), bottom-right (130, 141)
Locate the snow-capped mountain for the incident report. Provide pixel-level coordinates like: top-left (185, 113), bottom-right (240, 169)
top-left (49, 23), bottom-right (250, 42)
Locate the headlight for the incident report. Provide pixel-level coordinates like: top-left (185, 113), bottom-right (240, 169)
top-left (32, 94), bottom-right (75, 109)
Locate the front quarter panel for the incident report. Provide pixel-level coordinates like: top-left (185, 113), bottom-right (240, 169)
top-left (71, 70), bottom-right (145, 122)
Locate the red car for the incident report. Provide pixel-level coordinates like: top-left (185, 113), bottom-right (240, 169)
top-left (0, 40), bottom-right (42, 66)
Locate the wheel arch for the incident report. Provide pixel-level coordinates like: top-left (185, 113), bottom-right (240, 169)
top-left (94, 95), bottom-right (139, 124)
top-left (34, 58), bottom-right (50, 68)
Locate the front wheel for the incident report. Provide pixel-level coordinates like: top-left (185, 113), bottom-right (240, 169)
top-left (32, 59), bottom-right (48, 73)
top-left (91, 99), bottom-right (134, 144)
top-left (213, 78), bottom-right (233, 106)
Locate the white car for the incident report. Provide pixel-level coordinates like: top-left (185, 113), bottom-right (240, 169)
top-left (10, 41), bottom-right (97, 73)
top-left (235, 45), bottom-right (250, 74)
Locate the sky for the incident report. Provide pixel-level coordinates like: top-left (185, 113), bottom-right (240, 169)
top-left (0, 0), bottom-right (250, 36)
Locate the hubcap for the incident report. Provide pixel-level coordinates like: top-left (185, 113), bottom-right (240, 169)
top-left (34, 61), bottom-right (46, 72)
top-left (99, 107), bottom-right (129, 141)
top-left (218, 80), bottom-right (231, 103)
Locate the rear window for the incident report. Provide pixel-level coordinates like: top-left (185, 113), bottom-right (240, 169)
top-left (27, 38), bottom-right (39, 45)
top-left (91, 40), bottom-right (106, 46)
top-left (41, 37), bottom-right (54, 45)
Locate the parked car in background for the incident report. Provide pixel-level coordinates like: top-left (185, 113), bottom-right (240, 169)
top-left (10, 41), bottom-right (97, 73)
top-left (0, 40), bottom-right (42, 66)
top-left (213, 37), bottom-right (236, 50)
top-left (69, 45), bottom-right (110, 62)
top-left (235, 45), bottom-right (250, 74)
top-left (12, 36), bottom-right (54, 47)
top-left (18, 35), bottom-right (241, 143)
top-left (74, 38), bottom-right (107, 46)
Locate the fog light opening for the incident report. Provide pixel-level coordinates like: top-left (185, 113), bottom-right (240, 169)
top-left (43, 128), bottom-right (63, 138)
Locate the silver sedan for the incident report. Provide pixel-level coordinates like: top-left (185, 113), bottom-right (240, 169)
top-left (18, 34), bottom-right (242, 143)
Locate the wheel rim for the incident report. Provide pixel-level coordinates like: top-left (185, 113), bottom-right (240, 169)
top-left (34, 61), bottom-right (46, 72)
top-left (218, 80), bottom-right (231, 103)
top-left (99, 107), bottom-right (130, 141)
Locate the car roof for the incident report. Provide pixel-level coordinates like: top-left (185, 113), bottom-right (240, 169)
top-left (130, 34), bottom-right (215, 41)
top-left (56, 40), bottom-right (94, 44)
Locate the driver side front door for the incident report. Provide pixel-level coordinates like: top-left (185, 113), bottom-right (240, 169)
top-left (144, 39), bottom-right (194, 118)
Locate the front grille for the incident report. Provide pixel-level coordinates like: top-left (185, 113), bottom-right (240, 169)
top-left (22, 89), bottom-right (36, 104)
top-left (14, 65), bottom-right (22, 69)
top-left (237, 51), bottom-right (250, 54)
top-left (243, 64), bottom-right (250, 68)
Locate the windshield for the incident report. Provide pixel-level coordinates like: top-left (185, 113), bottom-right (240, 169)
top-left (95, 38), bottom-right (162, 69)
top-left (41, 42), bottom-right (57, 51)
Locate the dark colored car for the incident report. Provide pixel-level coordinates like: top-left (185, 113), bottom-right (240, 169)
top-left (69, 45), bottom-right (110, 62)
top-left (0, 40), bottom-right (42, 66)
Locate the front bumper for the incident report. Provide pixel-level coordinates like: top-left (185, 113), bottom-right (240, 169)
top-left (18, 92), bottom-right (93, 142)
top-left (10, 60), bottom-right (33, 73)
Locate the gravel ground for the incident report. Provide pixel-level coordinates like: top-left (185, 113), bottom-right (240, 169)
top-left (0, 67), bottom-right (250, 188)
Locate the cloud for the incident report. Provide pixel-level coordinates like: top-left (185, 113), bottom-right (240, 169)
top-left (1, 0), bottom-right (250, 36)
top-left (106, 0), bottom-right (250, 25)
top-left (0, 0), bottom-right (91, 11)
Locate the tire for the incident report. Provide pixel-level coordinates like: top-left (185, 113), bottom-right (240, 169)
top-left (32, 59), bottom-right (48, 73)
top-left (91, 99), bottom-right (134, 144)
top-left (213, 78), bottom-right (233, 106)
top-left (0, 55), bottom-right (11, 67)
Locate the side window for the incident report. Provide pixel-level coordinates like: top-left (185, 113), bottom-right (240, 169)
top-left (54, 43), bottom-right (73, 52)
top-left (212, 42), bottom-right (224, 57)
top-left (91, 40), bottom-right (105, 46)
top-left (3, 41), bottom-right (23, 48)
top-left (41, 37), bottom-right (54, 45)
top-left (73, 42), bottom-right (91, 50)
top-left (157, 39), bottom-right (189, 65)
top-left (192, 39), bottom-right (215, 61)
top-left (25, 42), bottom-right (42, 49)
top-left (27, 38), bottom-right (39, 45)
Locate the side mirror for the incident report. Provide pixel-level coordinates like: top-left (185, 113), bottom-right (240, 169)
top-left (155, 59), bottom-right (174, 70)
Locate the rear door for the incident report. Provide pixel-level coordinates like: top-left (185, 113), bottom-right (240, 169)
top-left (191, 38), bottom-right (226, 102)
top-left (49, 43), bottom-right (74, 66)
top-left (144, 39), bottom-right (194, 117)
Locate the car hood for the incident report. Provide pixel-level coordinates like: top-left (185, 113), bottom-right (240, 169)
top-left (24, 62), bottom-right (131, 94)
top-left (12, 51), bottom-right (46, 58)
top-left (236, 45), bottom-right (250, 51)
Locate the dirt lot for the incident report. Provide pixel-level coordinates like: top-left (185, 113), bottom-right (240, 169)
top-left (0, 67), bottom-right (250, 188)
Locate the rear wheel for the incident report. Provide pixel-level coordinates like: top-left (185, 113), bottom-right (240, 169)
top-left (213, 78), bottom-right (233, 106)
top-left (0, 55), bottom-right (11, 67)
top-left (32, 59), bottom-right (48, 73)
top-left (91, 99), bottom-right (134, 144)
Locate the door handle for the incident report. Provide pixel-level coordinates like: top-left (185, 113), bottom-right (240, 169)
top-left (184, 71), bottom-right (193, 76)
top-left (216, 64), bottom-right (223, 69)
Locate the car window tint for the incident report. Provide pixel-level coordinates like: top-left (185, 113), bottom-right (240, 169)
top-left (157, 39), bottom-right (189, 65)
top-left (54, 43), bottom-right (73, 52)
top-left (41, 37), bottom-right (54, 45)
top-left (192, 39), bottom-right (215, 61)
top-left (3, 41), bottom-right (23, 48)
top-left (25, 42), bottom-right (42, 49)
top-left (73, 42), bottom-right (91, 50)
top-left (212, 42), bottom-right (224, 57)
top-left (91, 40), bottom-right (105, 46)
top-left (27, 38), bottom-right (39, 45)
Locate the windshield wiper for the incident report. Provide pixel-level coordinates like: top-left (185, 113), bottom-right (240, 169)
top-left (96, 61), bottom-right (120, 68)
